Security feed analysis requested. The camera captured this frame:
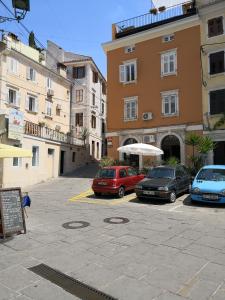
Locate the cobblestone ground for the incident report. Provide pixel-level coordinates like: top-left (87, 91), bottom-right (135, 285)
top-left (1, 163), bottom-right (225, 300)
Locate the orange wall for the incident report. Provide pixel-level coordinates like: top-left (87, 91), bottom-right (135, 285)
top-left (107, 26), bottom-right (202, 132)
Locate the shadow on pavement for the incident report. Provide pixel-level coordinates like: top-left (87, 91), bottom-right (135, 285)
top-left (183, 194), bottom-right (225, 210)
top-left (62, 162), bottom-right (100, 179)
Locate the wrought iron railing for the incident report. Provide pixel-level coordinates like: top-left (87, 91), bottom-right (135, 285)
top-left (114, 1), bottom-right (196, 35)
top-left (24, 121), bottom-right (83, 146)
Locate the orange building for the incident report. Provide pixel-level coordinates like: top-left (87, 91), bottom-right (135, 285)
top-left (102, 1), bottom-right (203, 167)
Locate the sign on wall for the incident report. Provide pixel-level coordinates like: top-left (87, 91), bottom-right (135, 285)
top-left (8, 109), bottom-right (24, 141)
top-left (107, 137), bottom-right (113, 147)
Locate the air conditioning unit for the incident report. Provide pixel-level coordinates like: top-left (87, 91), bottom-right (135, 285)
top-left (162, 34), bottom-right (174, 43)
top-left (142, 112), bottom-right (153, 121)
top-left (56, 104), bottom-right (62, 110)
top-left (143, 135), bottom-right (155, 144)
top-left (47, 89), bottom-right (54, 96)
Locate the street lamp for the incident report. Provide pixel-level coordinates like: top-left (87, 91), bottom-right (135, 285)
top-left (12, 0), bottom-right (30, 20)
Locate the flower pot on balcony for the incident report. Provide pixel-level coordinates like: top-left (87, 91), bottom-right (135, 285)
top-left (150, 8), bottom-right (157, 15)
top-left (158, 6), bottom-right (166, 12)
top-left (38, 121), bottom-right (45, 127)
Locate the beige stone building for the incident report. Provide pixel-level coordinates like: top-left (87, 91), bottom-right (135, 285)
top-left (0, 33), bottom-right (88, 188)
top-left (197, 0), bottom-right (225, 164)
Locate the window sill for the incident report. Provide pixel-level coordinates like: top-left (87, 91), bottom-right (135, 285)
top-left (6, 103), bottom-right (20, 109)
top-left (44, 115), bottom-right (53, 120)
top-left (161, 113), bottom-right (179, 118)
top-left (124, 118), bottom-right (138, 122)
top-left (208, 113), bottom-right (225, 118)
top-left (161, 72), bottom-right (177, 78)
top-left (209, 72), bottom-right (225, 78)
top-left (123, 80), bottom-right (137, 85)
top-left (26, 110), bottom-right (38, 115)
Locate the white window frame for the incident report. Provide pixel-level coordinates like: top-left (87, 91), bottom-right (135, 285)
top-left (26, 94), bottom-right (38, 113)
top-left (124, 96), bottom-right (138, 121)
top-left (46, 77), bottom-right (52, 89)
top-left (161, 90), bottom-right (179, 116)
top-left (12, 145), bottom-right (22, 167)
top-left (75, 89), bottom-right (83, 102)
top-left (161, 50), bottom-right (177, 76)
top-left (7, 87), bottom-right (20, 107)
top-left (8, 57), bottom-right (18, 74)
top-left (46, 100), bottom-right (53, 117)
top-left (119, 60), bottom-right (137, 83)
top-left (207, 15), bottom-right (225, 39)
top-left (27, 67), bottom-right (36, 82)
top-left (32, 146), bottom-right (39, 167)
top-left (162, 34), bottom-right (175, 43)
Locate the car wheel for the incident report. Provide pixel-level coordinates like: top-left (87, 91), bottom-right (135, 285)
top-left (94, 192), bottom-right (101, 197)
top-left (137, 197), bottom-right (144, 201)
top-left (118, 187), bottom-right (125, 198)
top-left (169, 191), bottom-right (176, 203)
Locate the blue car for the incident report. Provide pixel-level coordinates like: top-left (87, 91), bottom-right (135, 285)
top-left (191, 165), bottom-right (225, 204)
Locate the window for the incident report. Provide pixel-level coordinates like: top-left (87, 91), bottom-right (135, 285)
top-left (161, 50), bottom-right (177, 76)
top-left (210, 89), bottom-right (225, 115)
top-left (75, 89), bottom-right (83, 102)
top-left (27, 67), bottom-right (36, 81)
top-left (91, 115), bottom-right (96, 128)
top-left (72, 152), bottom-right (76, 162)
top-left (208, 17), bottom-right (224, 38)
top-left (102, 121), bottom-right (105, 134)
top-left (119, 61), bottom-right (137, 83)
top-left (46, 77), bottom-right (52, 89)
top-left (119, 169), bottom-right (127, 178)
top-left (9, 57), bottom-right (18, 74)
top-left (7, 88), bottom-right (20, 107)
top-left (162, 91), bottom-right (178, 116)
top-left (13, 145), bottom-right (21, 167)
top-left (32, 146), bottom-right (39, 166)
top-left (102, 82), bottom-right (106, 95)
top-left (92, 93), bottom-right (95, 106)
top-left (26, 95), bottom-right (38, 113)
top-left (75, 113), bottom-right (83, 127)
top-left (46, 100), bottom-right (52, 117)
top-left (92, 71), bottom-right (98, 83)
top-left (73, 66), bottom-right (85, 79)
top-left (101, 102), bottom-right (104, 114)
top-left (209, 51), bottom-right (224, 75)
top-left (124, 97), bottom-right (138, 121)
top-left (127, 168), bottom-right (137, 176)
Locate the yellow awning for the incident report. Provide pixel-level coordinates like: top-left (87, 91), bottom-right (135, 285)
top-left (0, 143), bottom-right (32, 158)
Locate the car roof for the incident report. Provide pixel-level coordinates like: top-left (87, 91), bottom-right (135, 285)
top-left (202, 165), bottom-right (225, 170)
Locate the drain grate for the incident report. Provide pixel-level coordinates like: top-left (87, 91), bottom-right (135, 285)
top-left (103, 217), bottom-right (129, 224)
top-left (29, 264), bottom-right (117, 300)
top-left (62, 221), bottom-right (90, 229)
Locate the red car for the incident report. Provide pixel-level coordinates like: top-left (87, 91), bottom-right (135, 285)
top-left (92, 166), bottom-right (145, 198)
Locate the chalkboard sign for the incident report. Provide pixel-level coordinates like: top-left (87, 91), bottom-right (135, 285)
top-left (0, 188), bottom-right (26, 238)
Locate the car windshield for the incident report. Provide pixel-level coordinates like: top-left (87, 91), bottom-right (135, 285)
top-left (147, 168), bottom-right (174, 179)
top-left (197, 168), bottom-right (225, 181)
top-left (96, 169), bottom-right (116, 179)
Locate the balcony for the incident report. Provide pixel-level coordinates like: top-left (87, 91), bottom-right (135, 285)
top-left (24, 121), bottom-right (83, 146)
top-left (113, 1), bottom-right (197, 39)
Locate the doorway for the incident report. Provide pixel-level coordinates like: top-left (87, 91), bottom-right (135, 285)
top-left (214, 141), bottom-right (225, 164)
top-left (161, 135), bottom-right (181, 162)
top-left (123, 138), bottom-right (139, 168)
top-left (48, 148), bottom-right (55, 178)
top-left (60, 150), bottom-right (65, 175)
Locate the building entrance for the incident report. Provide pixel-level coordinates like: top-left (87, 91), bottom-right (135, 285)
top-left (123, 138), bottom-right (139, 168)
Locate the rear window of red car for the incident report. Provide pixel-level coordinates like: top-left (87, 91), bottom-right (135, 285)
top-left (96, 169), bottom-right (116, 179)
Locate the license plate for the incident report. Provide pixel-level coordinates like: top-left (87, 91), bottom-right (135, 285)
top-left (203, 194), bottom-right (218, 200)
top-left (143, 191), bottom-right (155, 195)
top-left (98, 182), bottom-right (107, 186)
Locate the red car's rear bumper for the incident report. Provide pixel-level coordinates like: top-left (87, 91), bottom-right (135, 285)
top-left (92, 185), bottom-right (119, 194)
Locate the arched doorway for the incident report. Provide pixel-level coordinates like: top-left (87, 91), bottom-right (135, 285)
top-left (123, 138), bottom-right (139, 168)
top-left (161, 135), bottom-right (181, 162)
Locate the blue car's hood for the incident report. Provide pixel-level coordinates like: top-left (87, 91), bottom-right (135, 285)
top-left (192, 180), bottom-right (225, 193)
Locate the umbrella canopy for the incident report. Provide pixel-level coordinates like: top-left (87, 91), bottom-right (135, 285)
top-left (117, 143), bottom-right (163, 156)
top-left (0, 143), bottom-right (32, 158)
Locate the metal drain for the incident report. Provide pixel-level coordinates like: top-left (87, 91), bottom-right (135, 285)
top-left (103, 217), bottom-right (130, 224)
top-left (29, 264), bottom-right (117, 300)
top-left (62, 221), bottom-right (90, 229)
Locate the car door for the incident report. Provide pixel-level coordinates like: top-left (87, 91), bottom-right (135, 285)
top-left (119, 169), bottom-right (130, 191)
top-left (181, 166), bottom-right (191, 191)
top-left (175, 167), bottom-right (185, 193)
top-left (127, 167), bottom-right (138, 189)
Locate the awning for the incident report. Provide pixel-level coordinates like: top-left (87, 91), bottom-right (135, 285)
top-left (0, 143), bottom-right (32, 158)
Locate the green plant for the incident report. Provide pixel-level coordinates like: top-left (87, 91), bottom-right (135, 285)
top-left (166, 156), bottom-right (180, 166)
top-left (99, 157), bottom-right (114, 167)
top-left (213, 113), bottom-right (225, 130)
top-left (185, 133), bottom-right (201, 156)
top-left (80, 127), bottom-right (89, 145)
top-left (197, 136), bottom-right (215, 154)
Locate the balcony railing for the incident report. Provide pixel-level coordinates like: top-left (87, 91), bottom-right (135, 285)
top-left (114, 1), bottom-right (196, 38)
top-left (24, 121), bottom-right (83, 146)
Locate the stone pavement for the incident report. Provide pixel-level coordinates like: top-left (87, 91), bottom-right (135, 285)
top-left (1, 163), bottom-right (225, 299)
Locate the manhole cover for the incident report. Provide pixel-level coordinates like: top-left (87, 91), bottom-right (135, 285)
top-left (62, 221), bottom-right (90, 229)
top-left (103, 217), bottom-right (130, 224)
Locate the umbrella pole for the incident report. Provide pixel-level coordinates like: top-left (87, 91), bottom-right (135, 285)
top-left (139, 155), bottom-right (143, 170)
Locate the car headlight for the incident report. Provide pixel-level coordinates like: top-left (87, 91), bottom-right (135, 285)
top-left (221, 189), bottom-right (225, 196)
top-left (135, 185), bottom-right (143, 190)
top-left (192, 187), bottom-right (200, 193)
top-left (158, 186), bottom-right (169, 191)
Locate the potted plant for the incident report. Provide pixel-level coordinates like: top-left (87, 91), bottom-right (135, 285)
top-left (150, 8), bottom-right (157, 15)
top-left (38, 121), bottom-right (45, 127)
top-left (158, 6), bottom-right (166, 12)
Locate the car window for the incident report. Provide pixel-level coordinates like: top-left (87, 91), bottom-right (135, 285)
top-left (96, 169), bottom-right (116, 179)
top-left (127, 168), bottom-right (137, 176)
top-left (197, 168), bottom-right (225, 181)
top-left (119, 169), bottom-right (127, 178)
top-left (147, 168), bottom-right (174, 179)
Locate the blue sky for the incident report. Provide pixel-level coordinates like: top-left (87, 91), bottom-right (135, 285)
top-left (0, 0), bottom-right (156, 76)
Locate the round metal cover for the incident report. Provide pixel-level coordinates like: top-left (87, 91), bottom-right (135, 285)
top-left (62, 221), bottom-right (90, 229)
top-left (103, 217), bottom-right (130, 224)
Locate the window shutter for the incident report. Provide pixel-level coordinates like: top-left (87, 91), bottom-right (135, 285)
top-left (35, 98), bottom-right (39, 113)
top-left (16, 92), bottom-right (21, 107)
top-left (161, 55), bottom-right (165, 75)
top-left (27, 67), bottom-right (31, 80)
top-left (15, 59), bottom-right (18, 74)
top-left (134, 62), bottom-right (137, 81)
top-left (25, 96), bottom-right (29, 110)
top-left (119, 65), bottom-right (125, 82)
top-left (33, 69), bottom-right (36, 81)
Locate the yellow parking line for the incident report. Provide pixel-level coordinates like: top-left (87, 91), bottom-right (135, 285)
top-left (69, 189), bottom-right (93, 202)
